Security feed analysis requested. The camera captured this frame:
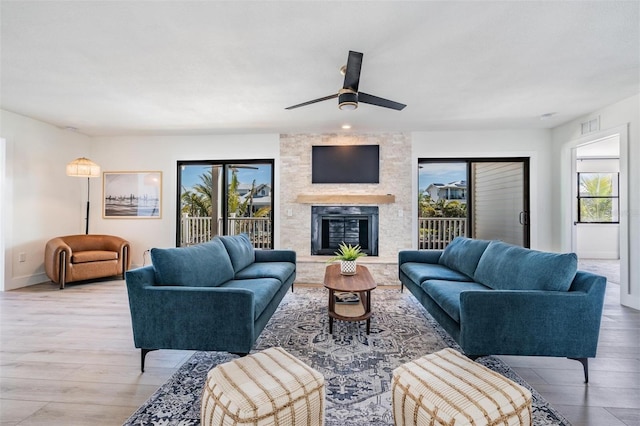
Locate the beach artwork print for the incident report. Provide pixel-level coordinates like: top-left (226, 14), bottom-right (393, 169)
top-left (103, 172), bottom-right (162, 218)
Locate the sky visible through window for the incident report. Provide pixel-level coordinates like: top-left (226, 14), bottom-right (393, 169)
top-left (418, 162), bottom-right (466, 192)
top-left (181, 164), bottom-right (271, 190)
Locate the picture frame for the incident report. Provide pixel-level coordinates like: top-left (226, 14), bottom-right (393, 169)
top-left (103, 171), bottom-right (162, 219)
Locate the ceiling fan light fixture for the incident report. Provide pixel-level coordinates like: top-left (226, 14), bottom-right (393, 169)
top-left (338, 90), bottom-right (358, 110)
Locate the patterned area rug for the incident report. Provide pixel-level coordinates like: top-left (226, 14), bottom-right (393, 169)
top-left (124, 287), bottom-right (570, 425)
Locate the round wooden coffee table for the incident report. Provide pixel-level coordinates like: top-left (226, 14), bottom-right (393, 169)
top-left (323, 263), bottom-right (377, 334)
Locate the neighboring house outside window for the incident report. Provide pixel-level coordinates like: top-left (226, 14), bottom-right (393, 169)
top-left (425, 180), bottom-right (467, 203)
top-left (577, 172), bottom-right (619, 223)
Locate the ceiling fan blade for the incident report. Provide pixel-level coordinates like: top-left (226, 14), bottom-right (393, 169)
top-left (285, 93), bottom-right (338, 110)
top-left (358, 92), bottom-right (406, 111)
top-left (342, 51), bottom-right (363, 92)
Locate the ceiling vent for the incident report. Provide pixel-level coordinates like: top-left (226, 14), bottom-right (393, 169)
top-left (581, 116), bottom-right (600, 135)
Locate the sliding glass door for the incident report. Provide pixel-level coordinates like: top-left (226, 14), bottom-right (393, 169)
top-left (418, 158), bottom-right (529, 249)
top-left (177, 160), bottom-right (274, 248)
top-left (470, 160), bottom-right (529, 247)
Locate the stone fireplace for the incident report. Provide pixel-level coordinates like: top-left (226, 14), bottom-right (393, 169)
top-left (279, 133), bottom-right (412, 285)
top-left (311, 206), bottom-right (379, 256)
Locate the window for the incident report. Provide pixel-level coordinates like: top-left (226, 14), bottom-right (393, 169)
top-left (577, 172), bottom-right (619, 223)
top-left (177, 160), bottom-right (274, 248)
top-left (418, 158), bottom-right (530, 249)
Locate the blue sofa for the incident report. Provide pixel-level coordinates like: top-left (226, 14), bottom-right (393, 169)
top-left (398, 237), bottom-right (606, 382)
top-left (125, 234), bottom-right (296, 371)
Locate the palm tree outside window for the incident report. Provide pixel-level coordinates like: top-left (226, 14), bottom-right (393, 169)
top-left (577, 172), bottom-right (619, 223)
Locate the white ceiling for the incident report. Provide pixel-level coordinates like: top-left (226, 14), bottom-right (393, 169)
top-left (1, 1), bottom-right (638, 136)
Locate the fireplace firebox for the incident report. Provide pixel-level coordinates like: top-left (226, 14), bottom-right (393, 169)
top-left (311, 206), bottom-right (379, 256)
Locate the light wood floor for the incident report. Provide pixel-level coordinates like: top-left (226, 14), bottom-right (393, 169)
top-left (1, 260), bottom-right (638, 425)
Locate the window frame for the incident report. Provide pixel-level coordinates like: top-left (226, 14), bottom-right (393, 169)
top-left (576, 171), bottom-right (620, 224)
top-left (176, 159), bottom-right (275, 247)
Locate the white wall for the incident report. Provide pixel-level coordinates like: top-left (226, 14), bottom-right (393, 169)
top-left (411, 129), bottom-right (553, 250)
top-left (89, 134), bottom-right (280, 267)
top-left (576, 224), bottom-right (619, 259)
top-left (551, 94), bottom-right (639, 310)
top-left (0, 110), bottom-right (89, 290)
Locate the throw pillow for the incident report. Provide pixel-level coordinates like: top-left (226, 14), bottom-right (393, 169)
top-left (151, 238), bottom-right (235, 287)
top-left (438, 237), bottom-right (491, 278)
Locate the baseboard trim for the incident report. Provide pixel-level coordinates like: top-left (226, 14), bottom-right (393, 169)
top-left (4, 272), bottom-right (49, 291)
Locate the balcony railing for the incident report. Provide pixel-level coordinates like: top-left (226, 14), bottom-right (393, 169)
top-left (180, 215), bottom-right (272, 249)
top-left (418, 217), bottom-right (467, 250)
top-left (181, 215), bottom-right (462, 251)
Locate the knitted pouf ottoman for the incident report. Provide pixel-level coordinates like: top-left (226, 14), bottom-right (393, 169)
top-left (392, 348), bottom-right (532, 426)
top-left (201, 347), bottom-right (325, 426)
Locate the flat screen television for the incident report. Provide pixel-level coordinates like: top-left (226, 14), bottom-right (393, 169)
top-left (312, 145), bottom-right (380, 184)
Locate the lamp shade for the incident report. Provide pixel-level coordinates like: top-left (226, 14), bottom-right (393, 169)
top-left (66, 157), bottom-right (100, 178)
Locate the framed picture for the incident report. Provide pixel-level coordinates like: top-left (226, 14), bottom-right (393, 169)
top-left (103, 171), bottom-right (162, 218)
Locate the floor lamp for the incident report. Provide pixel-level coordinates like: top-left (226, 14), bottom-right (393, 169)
top-left (66, 157), bottom-right (101, 234)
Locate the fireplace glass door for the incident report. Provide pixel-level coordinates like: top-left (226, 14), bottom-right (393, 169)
top-left (311, 206), bottom-right (378, 256)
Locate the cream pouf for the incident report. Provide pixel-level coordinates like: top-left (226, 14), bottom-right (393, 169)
top-left (392, 348), bottom-right (532, 426)
top-left (201, 347), bottom-right (325, 426)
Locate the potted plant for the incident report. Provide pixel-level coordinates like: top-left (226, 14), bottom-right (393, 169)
top-left (328, 242), bottom-right (367, 275)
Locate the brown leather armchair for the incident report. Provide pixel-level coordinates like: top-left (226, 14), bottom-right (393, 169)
top-left (45, 235), bottom-right (131, 289)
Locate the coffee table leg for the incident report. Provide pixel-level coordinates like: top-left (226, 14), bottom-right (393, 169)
top-left (328, 289), bottom-right (334, 334)
top-left (365, 290), bottom-right (371, 335)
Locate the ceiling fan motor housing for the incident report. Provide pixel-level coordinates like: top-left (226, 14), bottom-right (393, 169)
top-left (338, 89), bottom-right (358, 110)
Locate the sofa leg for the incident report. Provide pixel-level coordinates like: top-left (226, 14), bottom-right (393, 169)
top-left (59, 252), bottom-right (66, 290)
top-left (569, 357), bottom-right (589, 383)
top-left (141, 348), bottom-right (158, 373)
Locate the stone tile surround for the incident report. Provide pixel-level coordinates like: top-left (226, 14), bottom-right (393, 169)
top-left (279, 133), bottom-right (412, 285)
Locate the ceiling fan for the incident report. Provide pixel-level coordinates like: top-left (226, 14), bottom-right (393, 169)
top-left (285, 50), bottom-right (406, 111)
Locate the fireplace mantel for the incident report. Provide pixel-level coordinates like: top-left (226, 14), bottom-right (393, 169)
top-left (295, 194), bottom-right (395, 204)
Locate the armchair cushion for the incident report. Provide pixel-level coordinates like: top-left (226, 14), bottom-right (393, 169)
top-left (219, 234), bottom-right (255, 273)
top-left (151, 238), bottom-right (234, 287)
top-left (474, 241), bottom-right (577, 292)
top-left (438, 237), bottom-right (491, 278)
top-left (71, 250), bottom-right (118, 264)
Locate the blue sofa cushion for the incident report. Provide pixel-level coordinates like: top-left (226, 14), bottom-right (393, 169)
top-left (234, 262), bottom-right (295, 283)
top-left (474, 241), bottom-right (578, 292)
top-left (220, 278), bottom-right (282, 319)
top-left (421, 279), bottom-right (492, 323)
top-left (438, 237), bottom-right (491, 278)
top-left (219, 234), bottom-right (255, 273)
top-left (401, 262), bottom-right (473, 284)
top-left (151, 239), bottom-right (234, 287)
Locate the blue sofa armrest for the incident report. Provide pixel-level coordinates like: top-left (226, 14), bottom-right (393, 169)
top-left (255, 249), bottom-right (296, 263)
top-left (458, 271), bottom-right (606, 358)
top-left (125, 266), bottom-right (256, 353)
top-left (398, 250), bottom-right (442, 265)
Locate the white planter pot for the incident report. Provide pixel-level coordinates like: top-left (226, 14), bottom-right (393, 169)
top-left (340, 260), bottom-right (357, 275)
